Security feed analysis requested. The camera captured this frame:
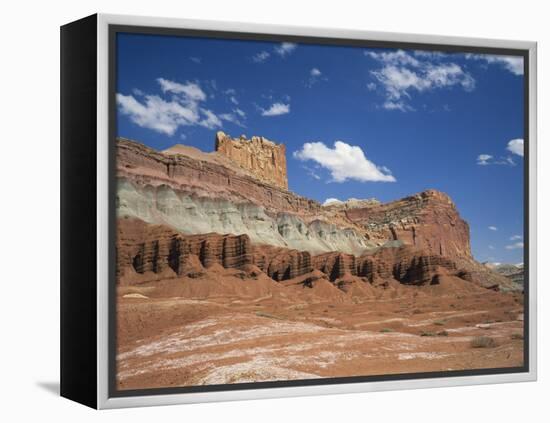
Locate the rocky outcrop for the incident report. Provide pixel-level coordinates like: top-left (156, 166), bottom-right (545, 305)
top-left (117, 138), bottom-right (318, 215)
top-left (117, 178), bottom-right (374, 255)
top-left (215, 131), bottom-right (288, 190)
top-left (117, 218), bottom-right (253, 283)
top-left (118, 218), bottom-right (471, 289)
top-left (345, 190), bottom-right (472, 261)
top-left (253, 245), bottom-right (312, 281)
top-left (311, 245), bottom-right (457, 284)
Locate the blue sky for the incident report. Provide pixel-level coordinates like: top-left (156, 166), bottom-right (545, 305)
top-left (116, 32), bottom-right (525, 265)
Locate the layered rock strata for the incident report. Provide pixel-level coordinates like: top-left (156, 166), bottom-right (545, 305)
top-left (215, 131), bottom-right (288, 190)
top-left (118, 218), bottom-right (473, 288)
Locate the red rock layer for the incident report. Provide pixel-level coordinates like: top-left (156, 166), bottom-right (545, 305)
top-left (118, 218), bottom-right (468, 288)
top-left (117, 138), bottom-right (317, 215)
top-left (345, 190), bottom-right (472, 260)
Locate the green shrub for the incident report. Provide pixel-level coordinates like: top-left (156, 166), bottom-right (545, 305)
top-left (471, 336), bottom-right (497, 348)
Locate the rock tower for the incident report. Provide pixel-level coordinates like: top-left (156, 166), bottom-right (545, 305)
top-left (215, 131), bottom-right (288, 190)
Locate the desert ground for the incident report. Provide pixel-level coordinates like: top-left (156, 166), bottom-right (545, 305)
top-left (116, 266), bottom-right (524, 390)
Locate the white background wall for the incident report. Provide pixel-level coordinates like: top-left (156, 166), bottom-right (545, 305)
top-left (0, 0), bottom-right (547, 421)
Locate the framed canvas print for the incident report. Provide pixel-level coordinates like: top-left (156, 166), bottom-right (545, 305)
top-left (60, 14), bottom-right (537, 409)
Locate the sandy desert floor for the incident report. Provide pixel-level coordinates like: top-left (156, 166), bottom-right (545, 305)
top-left (116, 267), bottom-right (524, 390)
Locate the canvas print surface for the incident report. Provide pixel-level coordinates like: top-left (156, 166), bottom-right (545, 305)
top-left (114, 32), bottom-right (526, 392)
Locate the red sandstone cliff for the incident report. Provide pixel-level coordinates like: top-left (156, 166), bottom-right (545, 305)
top-left (344, 190), bottom-right (472, 261)
top-left (118, 217), bottom-right (512, 290)
top-left (115, 136), bottom-right (517, 290)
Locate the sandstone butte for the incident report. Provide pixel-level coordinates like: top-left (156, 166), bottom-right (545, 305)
top-left (115, 134), bottom-right (520, 291)
top-left (214, 131), bottom-right (288, 190)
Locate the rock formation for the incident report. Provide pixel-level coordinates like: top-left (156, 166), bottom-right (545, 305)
top-left (344, 190), bottom-right (472, 261)
top-left (215, 131), bottom-right (288, 190)
top-left (117, 217), bottom-right (478, 289)
top-left (115, 136), bottom-right (517, 291)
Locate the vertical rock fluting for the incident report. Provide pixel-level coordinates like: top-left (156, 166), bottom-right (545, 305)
top-left (252, 246), bottom-right (312, 281)
top-left (215, 131), bottom-right (288, 190)
top-left (118, 218), bottom-right (465, 287)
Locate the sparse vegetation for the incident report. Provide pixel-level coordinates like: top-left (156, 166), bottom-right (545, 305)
top-left (471, 336), bottom-right (497, 348)
top-left (437, 330), bottom-right (449, 337)
top-left (434, 320), bottom-right (446, 326)
top-left (380, 328), bottom-right (394, 333)
top-left (420, 331), bottom-right (436, 337)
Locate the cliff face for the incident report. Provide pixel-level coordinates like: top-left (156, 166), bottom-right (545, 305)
top-left (117, 218), bottom-right (483, 289)
top-left (117, 138), bottom-right (317, 215)
top-left (345, 190), bottom-right (472, 261)
top-left (116, 137), bottom-right (473, 265)
top-left (215, 131), bottom-right (288, 190)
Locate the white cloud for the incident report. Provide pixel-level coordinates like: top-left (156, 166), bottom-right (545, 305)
top-left (505, 242), bottom-right (524, 250)
top-left (310, 68), bottom-right (322, 77)
top-left (383, 100), bottom-right (413, 112)
top-left (198, 108), bottom-right (223, 129)
top-left (117, 78), bottom-right (226, 135)
top-left (307, 67), bottom-right (327, 87)
top-left (190, 57), bottom-right (202, 64)
top-left (252, 51), bottom-right (270, 63)
top-left (507, 138), bottom-right (524, 157)
top-left (367, 49), bottom-right (475, 111)
top-left (117, 94), bottom-right (200, 135)
top-left (510, 235), bottom-right (523, 241)
top-left (488, 226), bottom-right (498, 231)
top-left (366, 49), bottom-right (421, 67)
top-left (466, 54), bottom-right (524, 75)
top-left (275, 42), bottom-right (297, 57)
top-left (157, 78), bottom-right (206, 101)
top-left (477, 153), bottom-right (515, 166)
top-left (323, 198), bottom-right (343, 206)
top-left (477, 154), bottom-right (493, 165)
top-left (293, 141), bottom-right (396, 183)
top-left (366, 82), bottom-right (377, 91)
top-left (234, 108), bottom-right (246, 118)
top-left (219, 111), bottom-right (246, 128)
top-left (261, 102), bottom-right (290, 117)
top-left (488, 245), bottom-right (495, 250)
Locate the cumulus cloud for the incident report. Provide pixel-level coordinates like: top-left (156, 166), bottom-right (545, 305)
top-left (366, 49), bottom-right (475, 111)
top-left (311, 68), bottom-right (322, 77)
top-left (157, 78), bottom-right (207, 101)
top-left (465, 54), bottom-right (524, 75)
top-left (323, 198), bottom-right (343, 206)
top-left (477, 138), bottom-right (522, 167)
top-left (488, 226), bottom-right (498, 231)
top-left (293, 141), bottom-right (396, 183)
top-left (507, 138), bottom-right (524, 157)
top-left (306, 67), bottom-right (327, 87)
top-left (261, 102), bottom-right (290, 117)
top-left (275, 42), bottom-right (297, 57)
top-left (505, 242), bottom-right (524, 250)
top-left (477, 154), bottom-right (493, 165)
top-left (117, 78), bottom-right (229, 135)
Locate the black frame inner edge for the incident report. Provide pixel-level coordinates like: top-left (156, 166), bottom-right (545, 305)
top-left (107, 23), bottom-right (530, 398)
